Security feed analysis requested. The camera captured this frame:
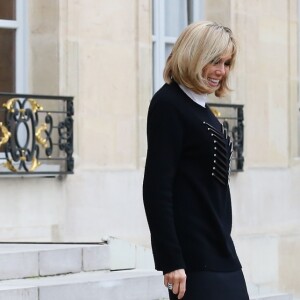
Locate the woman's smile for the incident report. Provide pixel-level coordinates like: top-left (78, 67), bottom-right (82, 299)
top-left (204, 53), bottom-right (232, 91)
top-left (207, 78), bottom-right (220, 87)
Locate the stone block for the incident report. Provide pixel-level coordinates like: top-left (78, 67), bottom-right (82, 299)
top-left (0, 252), bottom-right (38, 280)
top-left (39, 281), bottom-right (123, 300)
top-left (135, 244), bottom-right (155, 269)
top-left (82, 245), bottom-right (110, 271)
top-left (250, 294), bottom-right (293, 300)
top-left (39, 248), bottom-right (82, 276)
top-left (38, 271), bottom-right (167, 300)
top-left (234, 235), bottom-right (279, 285)
top-left (108, 237), bottom-right (136, 270)
top-left (0, 287), bottom-right (38, 300)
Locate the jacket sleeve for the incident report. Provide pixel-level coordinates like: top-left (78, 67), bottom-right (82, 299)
top-left (143, 97), bottom-right (186, 274)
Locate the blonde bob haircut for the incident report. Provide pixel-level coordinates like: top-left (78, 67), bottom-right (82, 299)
top-left (163, 21), bottom-right (237, 97)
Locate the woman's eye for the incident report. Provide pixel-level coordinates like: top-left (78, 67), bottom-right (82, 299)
top-left (213, 59), bottom-right (220, 64)
top-left (210, 58), bottom-right (231, 66)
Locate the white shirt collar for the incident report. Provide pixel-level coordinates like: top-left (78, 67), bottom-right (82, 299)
top-left (179, 84), bottom-right (207, 108)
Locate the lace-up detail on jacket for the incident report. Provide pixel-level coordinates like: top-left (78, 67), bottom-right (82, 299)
top-left (203, 121), bottom-right (233, 185)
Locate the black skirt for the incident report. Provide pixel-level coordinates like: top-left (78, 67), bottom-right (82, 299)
top-left (168, 270), bottom-right (249, 300)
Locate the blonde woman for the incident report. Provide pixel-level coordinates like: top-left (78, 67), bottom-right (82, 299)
top-left (143, 21), bottom-right (249, 300)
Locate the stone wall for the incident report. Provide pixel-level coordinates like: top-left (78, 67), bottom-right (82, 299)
top-left (206, 0), bottom-right (300, 298)
top-left (0, 0), bottom-right (299, 298)
top-left (0, 0), bottom-right (152, 244)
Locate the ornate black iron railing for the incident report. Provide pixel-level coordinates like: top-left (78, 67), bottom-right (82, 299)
top-left (0, 93), bottom-right (74, 176)
top-left (207, 103), bottom-right (244, 172)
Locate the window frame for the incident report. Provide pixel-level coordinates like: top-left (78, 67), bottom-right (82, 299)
top-left (0, 0), bottom-right (28, 93)
top-left (296, 0), bottom-right (300, 158)
top-left (152, 0), bottom-right (204, 92)
top-left (298, 0), bottom-right (300, 157)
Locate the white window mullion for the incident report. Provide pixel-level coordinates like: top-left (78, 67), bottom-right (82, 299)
top-left (164, 37), bottom-right (177, 44)
top-left (152, 0), bottom-right (159, 92)
top-left (15, 0), bottom-right (28, 93)
top-left (0, 20), bottom-right (17, 29)
top-left (157, 0), bottom-right (165, 92)
top-left (298, 0), bottom-right (300, 156)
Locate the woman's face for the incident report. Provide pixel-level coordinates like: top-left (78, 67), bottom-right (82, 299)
top-left (202, 53), bottom-right (232, 93)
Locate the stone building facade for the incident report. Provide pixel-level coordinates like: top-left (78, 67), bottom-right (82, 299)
top-left (0, 0), bottom-right (299, 298)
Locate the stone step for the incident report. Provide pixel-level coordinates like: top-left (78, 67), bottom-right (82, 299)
top-left (0, 243), bottom-right (110, 280)
top-left (159, 294), bottom-right (293, 300)
top-left (0, 269), bottom-right (168, 300)
top-left (152, 293), bottom-right (293, 300)
top-left (0, 243), bottom-right (293, 300)
top-left (250, 294), bottom-right (293, 300)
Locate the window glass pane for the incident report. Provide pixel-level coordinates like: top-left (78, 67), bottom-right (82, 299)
top-left (0, 0), bottom-right (16, 20)
top-left (0, 29), bottom-right (15, 92)
top-left (165, 0), bottom-right (187, 37)
top-left (165, 43), bottom-right (174, 61)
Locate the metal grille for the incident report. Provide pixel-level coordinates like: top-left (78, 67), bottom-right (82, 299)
top-left (207, 103), bottom-right (244, 172)
top-left (0, 93), bottom-right (74, 176)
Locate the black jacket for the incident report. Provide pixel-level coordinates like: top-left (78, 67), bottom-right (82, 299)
top-left (143, 81), bottom-right (242, 274)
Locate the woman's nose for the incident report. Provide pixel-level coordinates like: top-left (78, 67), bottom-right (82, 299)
top-left (216, 64), bottom-right (226, 76)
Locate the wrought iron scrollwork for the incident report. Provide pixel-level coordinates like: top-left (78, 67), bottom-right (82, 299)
top-left (3, 98), bottom-right (41, 172)
top-left (0, 122), bottom-right (11, 147)
top-left (36, 114), bottom-right (53, 157)
top-left (0, 93), bottom-right (74, 176)
top-left (58, 116), bottom-right (73, 172)
top-left (208, 103), bottom-right (244, 172)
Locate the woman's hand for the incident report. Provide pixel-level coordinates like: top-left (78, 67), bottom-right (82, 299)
top-left (164, 269), bottom-right (186, 299)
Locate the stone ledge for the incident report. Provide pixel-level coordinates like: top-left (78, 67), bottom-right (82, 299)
top-left (0, 269), bottom-right (167, 300)
top-left (251, 294), bottom-right (293, 300)
top-left (0, 243), bottom-right (110, 280)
